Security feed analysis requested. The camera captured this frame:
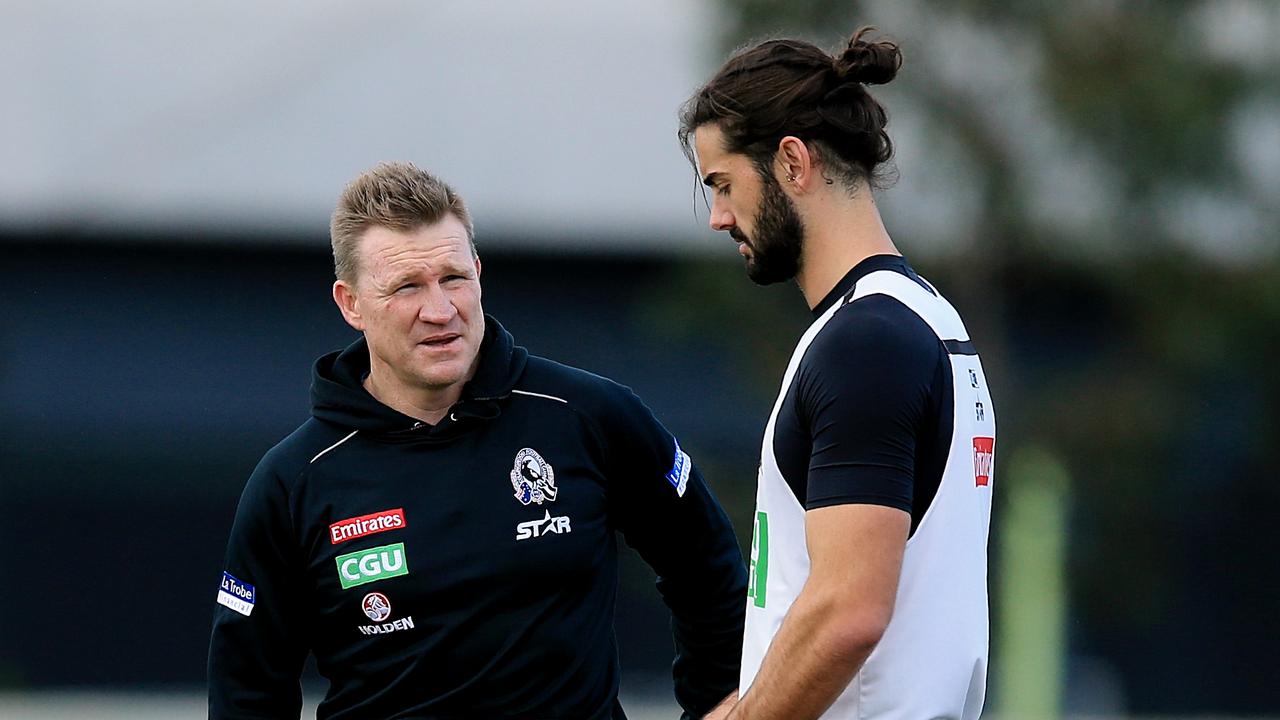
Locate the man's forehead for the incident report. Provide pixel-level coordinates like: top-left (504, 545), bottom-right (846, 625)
top-left (363, 218), bottom-right (466, 249)
top-left (360, 223), bottom-right (473, 273)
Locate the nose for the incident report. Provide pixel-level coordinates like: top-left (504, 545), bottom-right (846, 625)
top-left (709, 197), bottom-right (735, 232)
top-left (417, 283), bottom-right (457, 324)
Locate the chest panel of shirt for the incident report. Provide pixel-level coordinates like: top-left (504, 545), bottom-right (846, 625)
top-left (770, 294), bottom-right (954, 531)
top-left (293, 400), bottom-right (616, 671)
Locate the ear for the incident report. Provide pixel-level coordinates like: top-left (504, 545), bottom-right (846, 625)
top-left (333, 280), bottom-right (366, 331)
top-left (775, 136), bottom-right (814, 190)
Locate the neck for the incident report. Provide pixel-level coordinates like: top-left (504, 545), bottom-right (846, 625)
top-left (363, 368), bottom-right (462, 425)
top-left (795, 187), bottom-right (899, 310)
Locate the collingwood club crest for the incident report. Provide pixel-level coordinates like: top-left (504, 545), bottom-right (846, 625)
top-left (511, 448), bottom-right (557, 505)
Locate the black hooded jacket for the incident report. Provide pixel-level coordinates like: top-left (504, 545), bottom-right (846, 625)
top-left (208, 317), bottom-right (747, 720)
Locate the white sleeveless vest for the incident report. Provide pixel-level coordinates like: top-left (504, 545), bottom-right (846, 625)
top-left (741, 270), bottom-right (995, 719)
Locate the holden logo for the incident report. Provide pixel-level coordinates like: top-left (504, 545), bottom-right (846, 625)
top-left (362, 592), bottom-right (391, 622)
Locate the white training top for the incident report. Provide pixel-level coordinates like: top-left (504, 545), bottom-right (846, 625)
top-left (741, 261), bottom-right (995, 719)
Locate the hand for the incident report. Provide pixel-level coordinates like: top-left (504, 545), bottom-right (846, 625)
top-left (701, 689), bottom-right (738, 720)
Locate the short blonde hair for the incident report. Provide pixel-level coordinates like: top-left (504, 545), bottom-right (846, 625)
top-left (329, 162), bottom-right (476, 284)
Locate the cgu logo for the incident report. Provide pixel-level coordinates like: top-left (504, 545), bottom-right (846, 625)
top-left (335, 542), bottom-right (409, 589)
top-left (515, 510), bottom-right (572, 541)
top-left (973, 437), bottom-right (995, 487)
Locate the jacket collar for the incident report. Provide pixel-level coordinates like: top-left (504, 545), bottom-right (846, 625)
top-left (311, 314), bottom-right (528, 435)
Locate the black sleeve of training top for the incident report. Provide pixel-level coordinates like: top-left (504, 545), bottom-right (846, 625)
top-left (596, 388), bottom-right (747, 720)
top-left (797, 295), bottom-right (947, 513)
top-left (208, 448), bottom-right (308, 720)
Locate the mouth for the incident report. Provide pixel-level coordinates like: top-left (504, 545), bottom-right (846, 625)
top-left (418, 333), bottom-right (461, 349)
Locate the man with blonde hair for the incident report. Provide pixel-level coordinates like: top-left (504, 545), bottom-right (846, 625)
top-left (208, 162), bottom-right (746, 720)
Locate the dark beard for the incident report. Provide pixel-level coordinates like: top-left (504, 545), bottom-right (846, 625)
top-left (739, 169), bottom-right (804, 285)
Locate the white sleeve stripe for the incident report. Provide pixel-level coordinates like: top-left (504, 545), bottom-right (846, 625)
top-left (511, 389), bottom-right (568, 404)
top-left (310, 429), bottom-right (359, 464)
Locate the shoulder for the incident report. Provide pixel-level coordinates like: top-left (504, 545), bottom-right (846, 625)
top-left (249, 418), bottom-right (355, 492)
top-left (515, 355), bottom-right (647, 419)
top-left (795, 294), bottom-right (946, 412)
top-left (806, 293), bottom-right (942, 367)
top-left (515, 356), bottom-right (674, 467)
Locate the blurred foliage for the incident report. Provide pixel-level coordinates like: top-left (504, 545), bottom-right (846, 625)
top-left (1044, 7), bottom-right (1248, 188)
top-left (647, 0), bottom-right (1280, 713)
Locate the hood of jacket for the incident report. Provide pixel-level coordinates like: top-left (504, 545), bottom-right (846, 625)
top-left (310, 314), bottom-right (528, 436)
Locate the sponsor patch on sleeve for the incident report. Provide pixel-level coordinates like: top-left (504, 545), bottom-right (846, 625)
top-left (665, 439), bottom-right (691, 498)
top-left (217, 571), bottom-right (256, 617)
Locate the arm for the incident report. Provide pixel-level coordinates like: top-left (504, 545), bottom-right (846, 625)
top-left (600, 388), bottom-right (747, 720)
top-left (208, 454), bottom-right (309, 719)
top-left (726, 505), bottom-right (908, 720)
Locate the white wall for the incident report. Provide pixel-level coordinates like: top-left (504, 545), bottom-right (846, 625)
top-left (0, 1), bottom-right (723, 252)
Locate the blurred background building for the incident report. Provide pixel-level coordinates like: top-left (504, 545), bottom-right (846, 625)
top-left (2, 1), bottom-right (1277, 717)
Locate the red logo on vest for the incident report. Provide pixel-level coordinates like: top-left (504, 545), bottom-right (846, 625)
top-left (329, 508), bottom-right (406, 544)
top-left (972, 437), bottom-right (994, 487)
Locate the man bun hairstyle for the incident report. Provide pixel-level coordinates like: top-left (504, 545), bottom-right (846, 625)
top-left (679, 27), bottom-right (902, 190)
top-left (330, 161), bottom-right (476, 285)
top-left (833, 27), bottom-right (901, 84)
